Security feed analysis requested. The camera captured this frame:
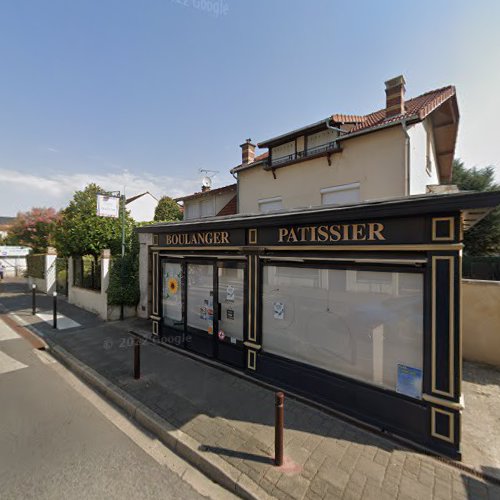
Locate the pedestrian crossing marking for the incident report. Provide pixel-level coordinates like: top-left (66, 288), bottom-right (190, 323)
top-left (0, 322), bottom-right (20, 341)
top-left (0, 350), bottom-right (28, 375)
top-left (36, 312), bottom-right (80, 330)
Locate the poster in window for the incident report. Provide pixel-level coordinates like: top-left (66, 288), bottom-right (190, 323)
top-left (273, 301), bottom-right (285, 320)
top-left (226, 284), bottom-right (235, 302)
top-left (396, 364), bottom-right (422, 399)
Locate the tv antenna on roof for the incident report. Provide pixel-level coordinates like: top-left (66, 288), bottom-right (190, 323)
top-left (199, 169), bottom-right (218, 189)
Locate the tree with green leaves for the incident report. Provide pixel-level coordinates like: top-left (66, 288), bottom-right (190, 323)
top-left (452, 159), bottom-right (500, 255)
top-left (6, 207), bottom-right (61, 253)
top-left (154, 196), bottom-right (182, 222)
top-left (56, 183), bottom-right (135, 257)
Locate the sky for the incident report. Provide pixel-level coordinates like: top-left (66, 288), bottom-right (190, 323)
top-left (0, 0), bottom-right (499, 215)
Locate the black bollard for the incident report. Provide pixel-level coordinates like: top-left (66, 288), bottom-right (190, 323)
top-left (32, 284), bottom-right (36, 315)
top-left (134, 337), bottom-right (141, 379)
top-left (275, 392), bottom-right (284, 466)
top-left (53, 291), bottom-right (57, 329)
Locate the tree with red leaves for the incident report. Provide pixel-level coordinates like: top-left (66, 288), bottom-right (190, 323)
top-left (5, 207), bottom-right (61, 253)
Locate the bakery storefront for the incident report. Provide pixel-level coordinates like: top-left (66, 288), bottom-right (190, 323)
top-left (137, 191), bottom-right (500, 459)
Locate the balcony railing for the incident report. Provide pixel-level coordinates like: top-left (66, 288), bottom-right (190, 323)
top-left (268, 141), bottom-right (342, 168)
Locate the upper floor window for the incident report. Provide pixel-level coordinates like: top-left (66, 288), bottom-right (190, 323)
top-left (259, 196), bottom-right (283, 213)
top-left (307, 129), bottom-right (338, 151)
top-left (321, 182), bottom-right (360, 206)
top-left (271, 141), bottom-right (295, 162)
top-left (185, 197), bottom-right (215, 220)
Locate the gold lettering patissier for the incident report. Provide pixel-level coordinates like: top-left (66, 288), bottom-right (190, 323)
top-left (278, 223), bottom-right (385, 243)
top-left (166, 231), bottom-right (230, 245)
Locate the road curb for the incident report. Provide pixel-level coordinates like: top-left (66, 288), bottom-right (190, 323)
top-left (45, 341), bottom-right (271, 500)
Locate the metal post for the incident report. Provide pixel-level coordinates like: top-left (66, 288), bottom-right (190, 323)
top-left (275, 391), bottom-right (284, 466)
top-left (133, 337), bottom-right (140, 379)
top-left (32, 284), bottom-right (36, 315)
top-left (120, 192), bottom-right (126, 321)
top-left (53, 291), bottom-right (58, 329)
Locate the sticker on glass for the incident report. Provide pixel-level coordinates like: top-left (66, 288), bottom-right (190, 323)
top-left (273, 301), bottom-right (285, 320)
top-left (218, 330), bottom-right (225, 340)
top-left (396, 364), bottom-right (422, 399)
top-left (226, 309), bottom-right (234, 320)
top-left (226, 284), bottom-right (235, 302)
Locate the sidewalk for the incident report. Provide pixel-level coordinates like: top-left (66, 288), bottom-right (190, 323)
top-left (1, 280), bottom-right (499, 500)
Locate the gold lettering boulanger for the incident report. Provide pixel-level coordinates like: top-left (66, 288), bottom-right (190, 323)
top-left (165, 231), bottom-right (230, 246)
top-left (277, 223), bottom-right (385, 243)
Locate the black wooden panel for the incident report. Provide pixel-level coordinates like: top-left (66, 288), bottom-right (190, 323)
top-left (217, 341), bottom-right (245, 369)
top-left (185, 332), bottom-right (215, 358)
top-left (434, 258), bottom-right (452, 395)
top-left (256, 352), bottom-right (428, 443)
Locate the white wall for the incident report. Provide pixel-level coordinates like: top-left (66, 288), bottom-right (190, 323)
top-left (127, 194), bottom-right (158, 222)
top-left (408, 120), bottom-right (439, 195)
top-left (238, 126), bottom-right (406, 214)
top-left (138, 232), bottom-right (153, 319)
top-left (183, 191), bottom-right (235, 220)
top-left (67, 252), bottom-right (136, 321)
top-left (0, 257), bottom-right (27, 277)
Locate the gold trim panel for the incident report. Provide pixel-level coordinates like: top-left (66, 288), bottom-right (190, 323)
top-left (244, 341), bottom-right (262, 349)
top-left (150, 244), bottom-right (463, 252)
top-left (432, 217), bottom-right (455, 242)
top-left (422, 394), bottom-right (463, 410)
top-left (248, 228), bottom-right (258, 245)
top-left (152, 251), bottom-right (159, 316)
top-left (431, 407), bottom-right (455, 443)
top-left (152, 320), bottom-right (159, 336)
top-left (247, 350), bottom-right (257, 371)
top-left (431, 256), bottom-right (455, 398)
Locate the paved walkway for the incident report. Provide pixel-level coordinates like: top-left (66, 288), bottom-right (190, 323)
top-left (1, 279), bottom-right (499, 500)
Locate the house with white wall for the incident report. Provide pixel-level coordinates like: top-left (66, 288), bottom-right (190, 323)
top-left (126, 192), bottom-right (158, 222)
top-left (231, 75), bottom-right (459, 214)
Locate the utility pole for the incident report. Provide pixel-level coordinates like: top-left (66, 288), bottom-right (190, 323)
top-left (120, 190), bottom-right (126, 321)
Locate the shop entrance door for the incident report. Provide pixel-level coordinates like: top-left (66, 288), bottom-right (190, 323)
top-left (185, 261), bottom-right (216, 357)
top-left (215, 261), bottom-right (246, 368)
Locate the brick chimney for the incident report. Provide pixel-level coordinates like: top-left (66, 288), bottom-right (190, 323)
top-left (385, 75), bottom-right (406, 118)
top-left (240, 138), bottom-right (256, 165)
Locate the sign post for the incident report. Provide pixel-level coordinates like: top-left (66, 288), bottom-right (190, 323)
top-left (96, 191), bottom-right (126, 320)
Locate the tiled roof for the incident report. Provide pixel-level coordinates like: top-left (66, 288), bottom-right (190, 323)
top-left (126, 191), bottom-right (158, 204)
top-left (175, 183), bottom-right (237, 202)
top-left (345, 85), bottom-right (456, 133)
top-left (216, 195), bottom-right (237, 216)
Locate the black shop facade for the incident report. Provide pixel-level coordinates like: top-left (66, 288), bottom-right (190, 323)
top-left (137, 191), bottom-right (500, 459)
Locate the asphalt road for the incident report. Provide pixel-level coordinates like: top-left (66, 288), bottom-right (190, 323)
top-left (0, 315), bottom-right (231, 500)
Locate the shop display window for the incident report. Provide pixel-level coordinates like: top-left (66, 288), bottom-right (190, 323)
top-left (262, 265), bottom-right (424, 397)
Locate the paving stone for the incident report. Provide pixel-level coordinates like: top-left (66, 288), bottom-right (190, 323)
top-left (264, 465), bottom-right (283, 486)
top-left (310, 476), bottom-right (331, 497)
top-left (338, 450), bottom-right (359, 474)
top-left (433, 477), bottom-right (452, 499)
top-left (355, 456), bottom-right (386, 483)
top-left (374, 450), bottom-right (390, 467)
top-left (271, 487), bottom-right (296, 500)
top-left (276, 473), bottom-right (310, 500)
top-left (399, 475), bottom-right (433, 500)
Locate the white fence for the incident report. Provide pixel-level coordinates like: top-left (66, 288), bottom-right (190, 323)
top-left (67, 249), bottom-right (136, 321)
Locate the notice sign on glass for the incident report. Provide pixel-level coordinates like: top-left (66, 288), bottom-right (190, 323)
top-left (396, 364), bottom-right (422, 399)
top-left (96, 194), bottom-right (120, 218)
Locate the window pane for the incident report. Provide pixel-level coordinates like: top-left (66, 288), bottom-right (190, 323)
top-left (259, 199), bottom-right (283, 213)
top-left (200, 198), bottom-right (215, 217)
top-left (262, 266), bottom-right (423, 396)
top-left (162, 262), bottom-right (183, 331)
top-left (321, 186), bottom-right (360, 205)
top-left (218, 266), bottom-right (245, 340)
top-left (187, 264), bottom-right (214, 335)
